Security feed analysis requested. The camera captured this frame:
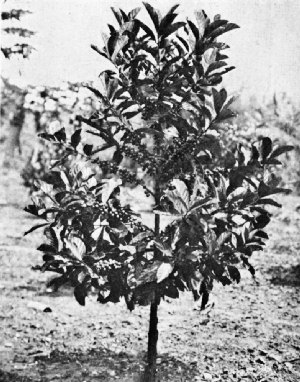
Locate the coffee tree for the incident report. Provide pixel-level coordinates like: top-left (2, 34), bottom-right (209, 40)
top-left (26, 4), bottom-right (293, 381)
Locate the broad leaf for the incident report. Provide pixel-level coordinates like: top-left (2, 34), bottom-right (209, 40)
top-left (157, 262), bottom-right (173, 283)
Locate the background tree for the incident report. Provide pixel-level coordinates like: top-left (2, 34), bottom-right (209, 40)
top-left (1, 2), bottom-right (34, 167)
top-left (26, 4), bottom-right (293, 381)
top-left (1, 77), bottom-right (27, 167)
top-left (1, 6), bottom-right (34, 59)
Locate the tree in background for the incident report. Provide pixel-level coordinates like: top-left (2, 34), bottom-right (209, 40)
top-left (26, 4), bottom-right (293, 381)
top-left (1, 2), bottom-right (35, 167)
top-left (1, 6), bottom-right (34, 58)
top-left (1, 77), bottom-right (27, 167)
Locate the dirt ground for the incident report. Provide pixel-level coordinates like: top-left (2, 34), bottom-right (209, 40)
top-left (0, 167), bottom-right (300, 382)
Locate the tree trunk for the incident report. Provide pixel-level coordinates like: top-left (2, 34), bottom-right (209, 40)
top-left (142, 294), bottom-right (160, 382)
top-left (142, 191), bottom-right (161, 382)
top-left (2, 93), bottom-right (26, 168)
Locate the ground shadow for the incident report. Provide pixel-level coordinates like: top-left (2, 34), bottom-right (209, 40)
top-left (267, 264), bottom-right (300, 287)
top-left (0, 370), bottom-right (34, 382)
top-left (1, 347), bottom-right (198, 382)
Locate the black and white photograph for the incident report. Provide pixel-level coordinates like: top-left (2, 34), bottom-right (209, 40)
top-left (1, 1), bottom-right (300, 381)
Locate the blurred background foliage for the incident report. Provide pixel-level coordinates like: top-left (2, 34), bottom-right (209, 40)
top-left (1, 78), bottom-right (299, 195)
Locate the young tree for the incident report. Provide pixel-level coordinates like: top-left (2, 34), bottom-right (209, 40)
top-left (26, 4), bottom-right (293, 381)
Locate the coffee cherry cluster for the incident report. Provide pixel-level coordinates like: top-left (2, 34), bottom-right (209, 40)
top-left (162, 139), bottom-right (195, 171)
top-left (98, 204), bottom-right (109, 216)
top-left (123, 131), bottom-right (142, 146)
top-left (96, 258), bottom-right (121, 271)
top-left (132, 221), bottom-right (149, 233)
top-left (97, 161), bottom-right (118, 174)
top-left (142, 184), bottom-right (152, 197)
top-left (123, 147), bottom-right (145, 162)
top-left (142, 157), bottom-right (159, 176)
top-left (107, 205), bottom-right (131, 223)
top-left (118, 168), bottom-right (140, 185)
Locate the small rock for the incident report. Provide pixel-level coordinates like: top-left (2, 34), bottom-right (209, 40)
top-left (255, 357), bottom-right (265, 364)
top-left (27, 301), bottom-right (52, 312)
top-left (203, 372), bottom-right (213, 380)
top-left (199, 318), bottom-right (210, 326)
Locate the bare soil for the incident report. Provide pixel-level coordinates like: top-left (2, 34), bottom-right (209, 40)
top-left (0, 168), bottom-right (300, 382)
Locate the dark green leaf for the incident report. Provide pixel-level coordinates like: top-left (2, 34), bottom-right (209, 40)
top-left (47, 275), bottom-right (69, 291)
top-left (24, 223), bottom-right (49, 236)
top-left (143, 2), bottom-right (160, 31)
top-left (255, 198), bottom-right (282, 208)
top-left (111, 7), bottom-right (122, 25)
top-left (217, 108), bottom-right (235, 121)
top-left (54, 128), bottom-right (66, 142)
top-left (206, 61), bottom-right (227, 75)
top-left (24, 204), bottom-right (40, 217)
top-left (255, 230), bottom-right (269, 239)
top-left (117, 99), bottom-right (137, 112)
top-left (38, 133), bottom-right (54, 141)
top-left (90, 44), bottom-right (108, 59)
top-left (74, 284), bottom-right (87, 306)
top-left (83, 144), bottom-right (93, 156)
top-left (119, 9), bottom-right (129, 22)
top-left (176, 34), bottom-right (190, 52)
top-left (123, 110), bottom-right (141, 119)
top-left (164, 283), bottom-right (179, 299)
top-left (44, 227), bottom-right (59, 249)
top-left (205, 19), bottom-right (228, 36)
top-left (128, 7), bottom-right (141, 20)
top-left (37, 244), bottom-right (56, 253)
top-left (162, 22), bottom-right (185, 39)
top-left (159, 13), bottom-right (178, 33)
top-left (227, 265), bottom-right (241, 283)
top-left (261, 137), bottom-right (272, 160)
top-left (253, 214), bottom-right (270, 229)
top-left (136, 20), bottom-right (156, 40)
top-left (219, 275), bottom-right (232, 286)
top-left (85, 85), bottom-right (106, 102)
top-left (208, 22), bottom-right (239, 39)
top-left (212, 88), bottom-right (227, 113)
top-left (113, 150), bottom-right (123, 164)
top-left (270, 145), bottom-right (294, 158)
top-left (71, 129), bottom-right (81, 149)
top-left (187, 19), bottom-right (199, 40)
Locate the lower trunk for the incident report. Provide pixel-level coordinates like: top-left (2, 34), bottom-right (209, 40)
top-left (142, 184), bottom-right (160, 382)
top-left (142, 294), bottom-right (160, 382)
